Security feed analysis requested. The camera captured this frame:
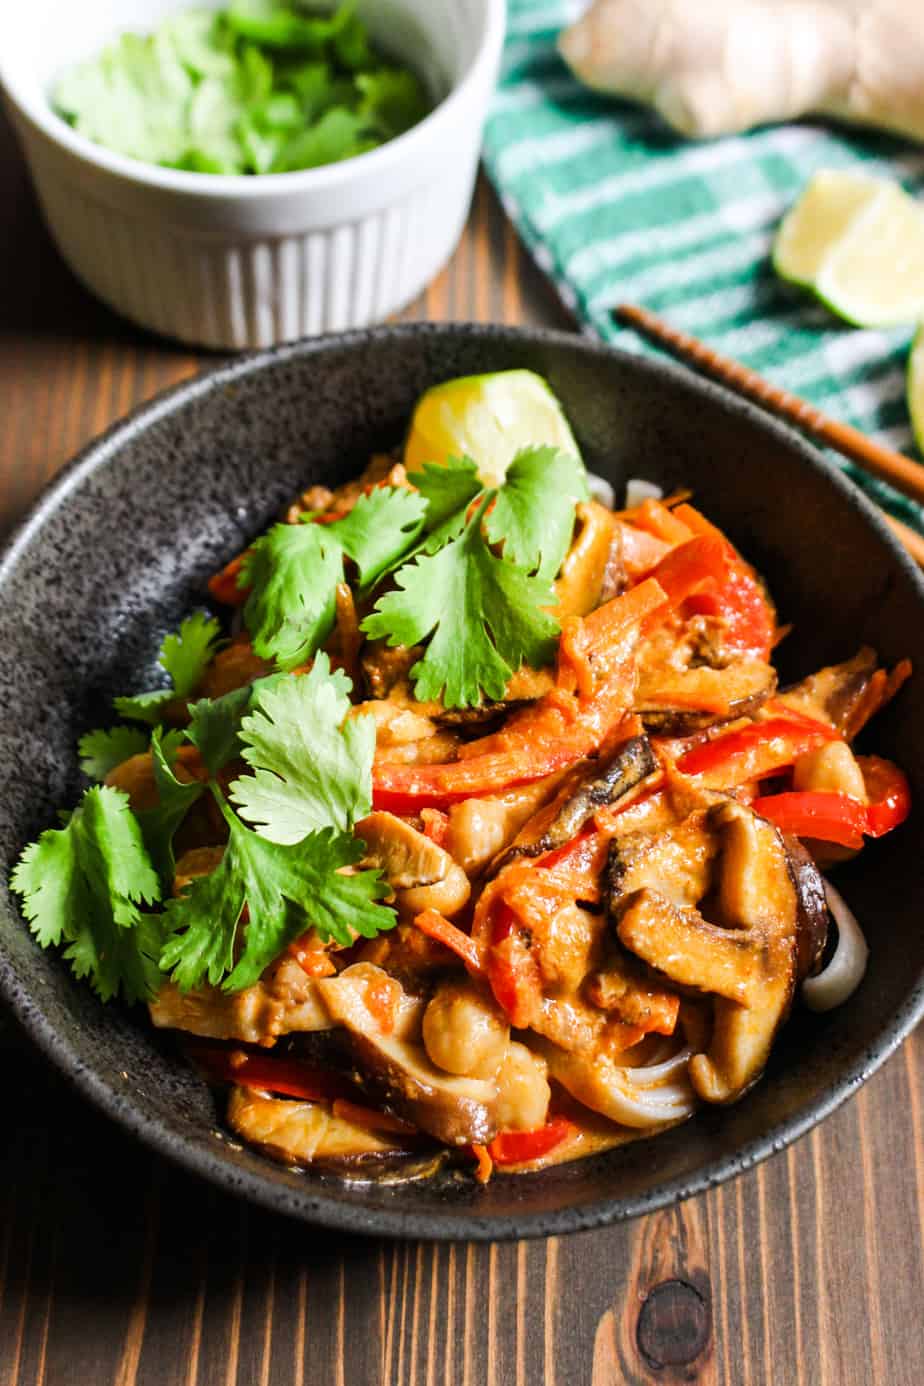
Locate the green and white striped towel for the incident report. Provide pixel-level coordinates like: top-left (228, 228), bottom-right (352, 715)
top-left (482, 0), bottom-right (924, 528)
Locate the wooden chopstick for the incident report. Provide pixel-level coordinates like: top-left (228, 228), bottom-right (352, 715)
top-left (615, 303), bottom-right (924, 568)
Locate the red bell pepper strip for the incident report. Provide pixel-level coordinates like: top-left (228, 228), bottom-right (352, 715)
top-left (413, 909), bottom-right (484, 976)
top-left (488, 1117), bottom-right (577, 1166)
top-left (752, 756), bottom-right (910, 844)
top-left (483, 901), bottom-right (543, 1028)
top-left (190, 1049), bottom-right (354, 1102)
top-left (858, 756), bottom-right (912, 837)
top-left (751, 790), bottom-right (867, 848)
top-left (675, 716), bottom-right (838, 788)
top-left (372, 580), bottom-right (667, 811)
top-left (672, 503), bottom-right (776, 660)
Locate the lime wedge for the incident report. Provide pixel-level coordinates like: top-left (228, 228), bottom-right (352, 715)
top-left (908, 323), bottom-right (924, 455)
top-left (404, 370), bottom-right (581, 486)
top-left (772, 169), bottom-right (882, 288)
top-left (815, 184), bottom-right (924, 327)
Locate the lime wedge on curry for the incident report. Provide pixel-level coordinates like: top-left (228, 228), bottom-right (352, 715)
top-left (773, 170), bottom-right (924, 327)
top-left (772, 169), bottom-right (881, 289)
top-left (908, 323), bottom-right (924, 455)
top-left (404, 370), bottom-right (581, 486)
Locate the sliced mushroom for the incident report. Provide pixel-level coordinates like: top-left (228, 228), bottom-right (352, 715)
top-left (552, 501), bottom-right (620, 619)
top-left (492, 734), bottom-right (656, 874)
top-left (612, 801), bottom-right (799, 1103)
top-left (227, 1086), bottom-right (414, 1167)
top-left (636, 658), bottom-right (777, 734)
top-left (318, 966), bottom-right (499, 1145)
top-left (778, 648), bottom-right (879, 735)
top-left (607, 807), bottom-right (722, 911)
top-left (784, 836), bottom-right (830, 980)
top-left (356, 811), bottom-right (470, 920)
top-left (149, 956), bottom-right (334, 1046)
top-left (617, 890), bottom-right (765, 1007)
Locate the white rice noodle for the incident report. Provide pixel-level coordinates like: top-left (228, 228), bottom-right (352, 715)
top-left (625, 1046), bottom-right (694, 1087)
top-left (598, 1071), bottom-right (696, 1128)
top-left (585, 470), bottom-right (616, 509)
top-left (552, 1038), bottom-right (697, 1129)
top-left (624, 477), bottom-right (664, 509)
top-left (801, 879), bottom-right (869, 1013)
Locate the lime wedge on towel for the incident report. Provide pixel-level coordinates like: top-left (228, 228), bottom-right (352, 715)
top-left (404, 370), bottom-right (581, 486)
top-left (773, 170), bottom-right (924, 327)
top-left (772, 169), bottom-right (881, 288)
top-left (907, 324), bottom-right (924, 454)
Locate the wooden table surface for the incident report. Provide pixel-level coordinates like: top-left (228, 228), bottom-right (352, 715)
top-left (2, 112), bottom-right (923, 1386)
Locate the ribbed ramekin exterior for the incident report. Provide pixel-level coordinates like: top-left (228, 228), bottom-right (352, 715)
top-left (25, 148), bottom-right (479, 350)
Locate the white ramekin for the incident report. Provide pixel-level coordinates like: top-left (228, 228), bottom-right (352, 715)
top-left (0, 0), bottom-right (505, 350)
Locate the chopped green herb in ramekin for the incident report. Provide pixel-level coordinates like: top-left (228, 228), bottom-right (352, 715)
top-left (53, 0), bottom-right (431, 175)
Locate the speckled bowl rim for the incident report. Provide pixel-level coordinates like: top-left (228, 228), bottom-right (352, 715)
top-left (2, 322), bottom-right (924, 1242)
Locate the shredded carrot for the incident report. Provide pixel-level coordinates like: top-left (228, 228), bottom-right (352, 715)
top-left (470, 1144), bottom-right (494, 1184)
top-left (208, 551), bottom-right (250, 606)
top-left (332, 1100), bottom-right (416, 1135)
top-left (364, 974), bottom-right (400, 1033)
top-left (413, 909), bottom-right (484, 976)
top-left (630, 498), bottom-right (694, 544)
top-left (288, 934), bottom-right (337, 977)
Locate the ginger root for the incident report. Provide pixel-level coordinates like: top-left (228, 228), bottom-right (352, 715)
top-left (559, 0), bottom-right (924, 145)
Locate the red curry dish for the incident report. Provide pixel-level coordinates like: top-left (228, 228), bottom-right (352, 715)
top-left (13, 383), bottom-right (911, 1183)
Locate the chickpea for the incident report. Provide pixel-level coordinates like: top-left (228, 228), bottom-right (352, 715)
top-left (494, 1043), bottom-right (551, 1132)
top-left (399, 861), bottom-right (471, 921)
top-left (793, 740), bottom-right (868, 802)
top-left (422, 982), bottom-right (509, 1078)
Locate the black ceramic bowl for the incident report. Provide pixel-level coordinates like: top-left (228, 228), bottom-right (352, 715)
top-left (2, 323), bottom-right (923, 1241)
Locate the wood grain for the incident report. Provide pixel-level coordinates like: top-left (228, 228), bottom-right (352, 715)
top-left (1, 112), bottom-right (923, 1386)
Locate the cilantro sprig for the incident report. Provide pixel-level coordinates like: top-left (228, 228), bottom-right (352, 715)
top-left (362, 493), bottom-right (561, 707)
top-left (230, 657), bottom-right (374, 843)
top-left (12, 657), bottom-right (395, 1003)
top-left (241, 486), bottom-right (426, 669)
top-left (363, 446), bottom-right (589, 708)
top-left (11, 786), bottom-right (164, 1004)
top-left (115, 612), bottom-right (223, 723)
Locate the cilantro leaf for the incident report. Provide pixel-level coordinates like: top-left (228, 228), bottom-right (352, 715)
top-left (363, 498), bottom-right (560, 707)
top-left (115, 612), bottom-right (223, 723)
top-left (328, 487), bottom-right (427, 588)
top-left (485, 447), bottom-right (590, 579)
top-left (242, 522), bottom-right (343, 670)
top-left (78, 725), bottom-right (149, 781)
top-left (242, 489), bottom-right (425, 669)
top-left (271, 106), bottom-right (373, 171)
top-left (11, 786), bottom-right (163, 1004)
top-left (409, 456), bottom-right (482, 537)
top-left (160, 795), bottom-right (394, 992)
top-left (230, 657), bottom-right (374, 844)
top-left (186, 684), bottom-right (255, 777)
top-left (227, 0), bottom-right (344, 50)
top-left (138, 728), bottom-right (206, 886)
top-left (356, 68), bottom-right (429, 139)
